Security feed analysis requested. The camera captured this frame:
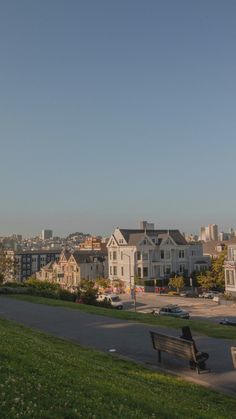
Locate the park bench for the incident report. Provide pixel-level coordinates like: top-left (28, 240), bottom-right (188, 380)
top-left (150, 331), bottom-right (209, 374)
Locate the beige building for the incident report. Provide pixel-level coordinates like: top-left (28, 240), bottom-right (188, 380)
top-left (37, 250), bottom-right (107, 290)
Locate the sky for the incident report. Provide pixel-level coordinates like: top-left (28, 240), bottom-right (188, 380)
top-left (0, 0), bottom-right (236, 237)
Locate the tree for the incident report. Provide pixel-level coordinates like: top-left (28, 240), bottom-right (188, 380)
top-left (0, 248), bottom-right (15, 285)
top-left (196, 271), bottom-right (216, 290)
top-left (196, 250), bottom-right (227, 290)
top-left (168, 275), bottom-right (185, 292)
top-left (95, 277), bottom-right (111, 290)
top-left (211, 250), bottom-right (227, 288)
top-left (77, 279), bottom-right (98, 305)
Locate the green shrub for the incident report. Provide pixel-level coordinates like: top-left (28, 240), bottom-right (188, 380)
top-left (58, 288), bottom-right (76, 302)
top-left (2, 281), bottom-right (25, 288)
top-left (25, 278), bottom-right (59, 292)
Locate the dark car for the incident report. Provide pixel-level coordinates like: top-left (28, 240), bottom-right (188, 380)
top-left (158, 305), bottom-right (190, 319)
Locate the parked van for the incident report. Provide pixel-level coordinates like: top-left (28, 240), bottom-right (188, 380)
top-left (97, 294), bottom-right (123, 310)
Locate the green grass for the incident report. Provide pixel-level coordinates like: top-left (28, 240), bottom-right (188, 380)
top-left (0, 318), bottom-right (236, 419)
top-left (7, 294), bottom-right (236, 340)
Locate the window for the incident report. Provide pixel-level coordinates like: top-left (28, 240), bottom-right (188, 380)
top-left (143, 267), bottom-right (148, 277)
top-left (121, 267), bottom-right (124, 276)
top-left (143, 240), bottom-right (147, 245)
top-left (137, 252), bottom-right (141, 260)
top-left (138, 267), bottom-right (142, 277)
top-left (113, 266), bottom-right (117, 276)
top-left (113, 251), bottom-right (117, 260)
top-left (166, 250), bottom-right (170, 259)
top-left (179, 250), bottom-right (185, 259)
top-left (161, 250), bottom-right (165, 259)
top-left (110, 266), bottom-right (112, 275)
top-left (142, 252), bottom-right (148, 260)
top-left (179, 264), bottom-right (186, 273)
top-left (120, 251), bottom-right (123, 260)
top-left (109, 252), bottom-right (112, 260)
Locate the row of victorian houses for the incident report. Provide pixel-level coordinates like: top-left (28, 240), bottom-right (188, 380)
top-left (9, 221), bottom-right (236, 296)
top-left (34, 222), bottom-right (210, 291)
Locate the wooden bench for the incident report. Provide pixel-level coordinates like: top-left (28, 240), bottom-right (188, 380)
top-left (150, 331), bottom-right (209, 374)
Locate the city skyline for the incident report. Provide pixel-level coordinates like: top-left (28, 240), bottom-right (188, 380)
top-left (1, 1), bottom-right (236, 235)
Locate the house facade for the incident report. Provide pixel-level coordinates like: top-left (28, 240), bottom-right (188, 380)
top-left (224, 245), bottom-right (236, 296)
top-left (37, 250), bottom-right (108, 290)
top-left (107, 226), bottom-right (210, 287)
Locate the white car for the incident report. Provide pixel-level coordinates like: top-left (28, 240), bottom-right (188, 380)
top-left (97, 294), bottom-right (123, 310)
top-left (199, 291), bottom-right (220, 299)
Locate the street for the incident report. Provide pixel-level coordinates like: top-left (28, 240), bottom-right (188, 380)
top-left (120, 292), bottom-right (236, 323)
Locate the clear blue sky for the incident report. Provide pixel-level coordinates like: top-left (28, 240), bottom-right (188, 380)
top-left (1, 0), bottom-right (236, 237)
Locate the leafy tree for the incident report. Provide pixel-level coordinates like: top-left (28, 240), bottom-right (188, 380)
top-left (168, 275), bottom-right (185, 292)
top-left (95, 277), bottom-right (111, 290)
top-left (77, 279), bottom-right (98, 305)
top-left (0, 248), bottom-right (15, 285)
top-left (196, 250), bottom-right (227, 290)
top-left (211, 250), bottom-right (227, 288)
top-left (196, 271), bottom-right (216, 290)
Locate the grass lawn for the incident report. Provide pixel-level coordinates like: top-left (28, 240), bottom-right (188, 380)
top-left (0, 318), bottom-right (236, 419)
top-left (7, 294), bottom-right (236, 340)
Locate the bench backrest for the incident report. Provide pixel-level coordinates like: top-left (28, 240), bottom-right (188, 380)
top-left (150, 331), bottom-right (196, 361)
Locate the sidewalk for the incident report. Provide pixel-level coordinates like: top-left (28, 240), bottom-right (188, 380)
top-left (0, 296), bottom-right (235, 397)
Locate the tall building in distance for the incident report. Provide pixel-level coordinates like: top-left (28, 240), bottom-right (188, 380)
top-left (200, 224), bottom-right (218, 242)
top-left (41, 229), bottom-right (53, 240)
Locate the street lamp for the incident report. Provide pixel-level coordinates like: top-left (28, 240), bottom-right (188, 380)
top-left (123, 252), bottom-right (136, 312)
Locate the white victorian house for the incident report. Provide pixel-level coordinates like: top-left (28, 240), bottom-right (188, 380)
top-left (224, 245), bottom-right (236, 296)
top-left (107, 224), bottom-right (210, 287)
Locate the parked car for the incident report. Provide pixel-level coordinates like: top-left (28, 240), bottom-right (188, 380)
top-left (180, 291), bottom-right (197, 298)
top-left (96, 294), bottom-right (123, 310)
top-left (219, 318), bottom-right (236, 326)
top-left (158, 305), bottom-right (190, 319)
top-left (199, 291), bottom-right (220, 299)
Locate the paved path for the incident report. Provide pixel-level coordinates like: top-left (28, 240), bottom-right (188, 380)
top-left (0, 296), bottom-right (235, 397)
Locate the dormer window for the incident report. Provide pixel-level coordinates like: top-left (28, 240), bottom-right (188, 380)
top-left (143, 240), bottom-right (147, 245)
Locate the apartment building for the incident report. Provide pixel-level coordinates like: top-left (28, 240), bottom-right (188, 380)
top-left (224, 244), bottom-right (236, 296)
top-left (200, 224), bottom-right (218, 242)
top-left (11, 249), bottom-right (60, 281)
top-left (107, 224), bottom-right (210, 286)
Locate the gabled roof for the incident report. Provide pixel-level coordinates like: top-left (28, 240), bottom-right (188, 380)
top-left (71, 251), bottom-right (106, 265)
top-left (41, 260), bottom-right (55, 270)
top-left (119, 229), bottom-right (187, 246)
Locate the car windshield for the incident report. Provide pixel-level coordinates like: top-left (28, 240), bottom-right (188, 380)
top-left (111, 296), bottom-right (120, 302)
top-left (171, 308), bottom-right (183, 313)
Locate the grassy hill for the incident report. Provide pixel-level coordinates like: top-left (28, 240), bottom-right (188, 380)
top-left (0, 318), bottom-right (236, 418)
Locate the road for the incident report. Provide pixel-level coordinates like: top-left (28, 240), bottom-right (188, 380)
top-left (0, 295), bottom-right (236, 397)
top-left (121, 293), bottom-right (236, 323)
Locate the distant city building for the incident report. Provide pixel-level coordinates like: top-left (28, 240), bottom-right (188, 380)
top-left (219, 232), bottom-right (231, 241)
top-left (140, 221), bottom-right (155, 230)
top-left (41, 229), bottom-right (53, 240)
top-left (200, 224), bottom-right (218, 242)
top-left (78, 236), bottom-right (108, 252)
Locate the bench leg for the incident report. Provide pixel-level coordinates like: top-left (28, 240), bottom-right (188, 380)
top-left (158, 350), bottom-right (161, 363)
